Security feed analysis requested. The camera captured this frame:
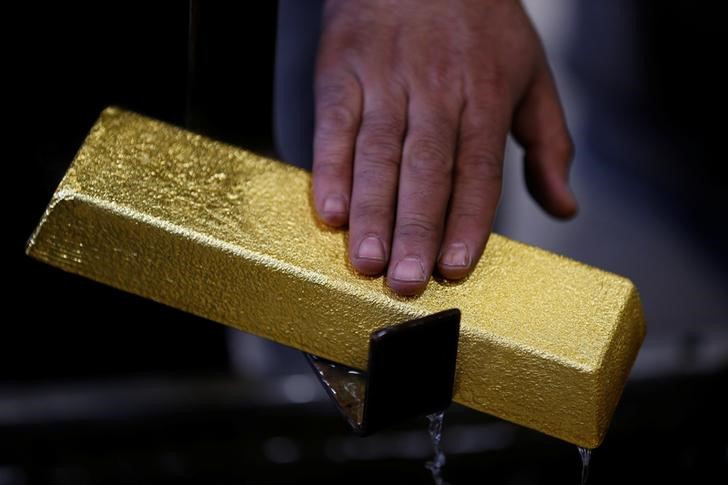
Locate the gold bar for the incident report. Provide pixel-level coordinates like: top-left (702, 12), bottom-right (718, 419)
top-left (27, 108), bottom-right (645, 448)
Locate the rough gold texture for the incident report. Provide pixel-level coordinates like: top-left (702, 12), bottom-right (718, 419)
top-left (27, 108), bottom-right (645, 448)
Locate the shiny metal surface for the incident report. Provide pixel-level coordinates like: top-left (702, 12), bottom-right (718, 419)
top-left (27, 108), bottom-right (645, 447)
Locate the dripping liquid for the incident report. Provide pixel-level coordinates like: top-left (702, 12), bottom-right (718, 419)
top-left (578, 446), bottom-right (592, 485)
top-left (426, 411), bottom-right (448, 485)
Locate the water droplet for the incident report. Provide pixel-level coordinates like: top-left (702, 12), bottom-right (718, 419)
top-left (425, 411), bottom-right (448, 485)
top-left (577, 446), bottom-right (592, 485)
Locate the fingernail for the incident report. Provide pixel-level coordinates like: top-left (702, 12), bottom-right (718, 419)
top-left (357, 236), bottom-right (385, 261)
top-left (392, 256), bottom-right (426, 282)
top-left (322, 195), bottom-right (347, 215)
top-left (439, 242), bottom-right (470, 268)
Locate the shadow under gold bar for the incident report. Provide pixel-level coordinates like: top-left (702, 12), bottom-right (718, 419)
top-left (26, 108), bottom-right (645, 448)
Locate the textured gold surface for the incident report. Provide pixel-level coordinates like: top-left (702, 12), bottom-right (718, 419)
top-left (27, 108), bottom-right (645, 448)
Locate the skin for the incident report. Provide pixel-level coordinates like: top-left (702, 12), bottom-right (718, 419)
top-left (312, 0), bottom-right (578, 296)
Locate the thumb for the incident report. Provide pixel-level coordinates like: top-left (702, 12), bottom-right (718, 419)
top-left (512, 64), bottom-right (578, 219)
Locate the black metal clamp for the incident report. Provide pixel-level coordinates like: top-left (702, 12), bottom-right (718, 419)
top-left (306, 309), bottom-right (461, 435)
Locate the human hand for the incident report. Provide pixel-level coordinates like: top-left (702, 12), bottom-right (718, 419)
top-left (312, 0), bottom-right (577, 296)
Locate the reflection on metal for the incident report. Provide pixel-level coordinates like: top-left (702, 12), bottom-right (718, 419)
top-left (307, 355), bottom-right (366, 430)
top-left (306, 309), bottom-right (460, 435)
top-left (26, 108), bottom-right (646, 448)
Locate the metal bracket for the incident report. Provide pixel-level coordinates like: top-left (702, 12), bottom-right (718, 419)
top-left (306, 309), bottom-right (461, 435)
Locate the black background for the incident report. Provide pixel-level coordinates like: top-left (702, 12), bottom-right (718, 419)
top-left (3, 2), bottom-right (726, 484)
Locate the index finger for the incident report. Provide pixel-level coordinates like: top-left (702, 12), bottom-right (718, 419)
top-left (312, 69), bottom-right (362, 227)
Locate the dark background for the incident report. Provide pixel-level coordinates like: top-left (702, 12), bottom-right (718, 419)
top-left (4, 2), bottom-right (726, 484)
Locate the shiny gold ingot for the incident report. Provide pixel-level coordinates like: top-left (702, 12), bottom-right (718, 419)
top-left (27, 108), bottom-right (645, 448)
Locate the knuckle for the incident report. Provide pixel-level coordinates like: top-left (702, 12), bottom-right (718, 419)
top-left (452, 209), bottom-right (482, 225)
top-left (315, 78), bottom-right (349, 105)
top-left (407, 135), bottom-right (453, 174)
top-left (423, 58), bottom-right (461, 91)
top-left (317, 103), bottom-right (358, 135)
top-left (354, 163), bottom-right (394, 189)
top-left (458, 151), bottom-right (503, 185)
top-left (454, 196), bottom-right (487, 217)
top-left (451, 199), bottom-right (491, 226)
top-left (552, 132), bottom-right (575, 163)
top-left (314, 157), bottom-right (348, 177)
top-left (471, 72), bottom-right (510, 99)
top-left (315, 75), bottom-right (359, 133)
top-left (395, 212), bottom-right (440, 241)
top-left (363, 109), bottom-right (404, 134)
top-left (357, 111), bottom-right (404, 166)
top-left (351, 196), bottom-right (391, 222)
top-left (358, 139), bottom-right (402, 169)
